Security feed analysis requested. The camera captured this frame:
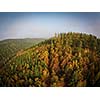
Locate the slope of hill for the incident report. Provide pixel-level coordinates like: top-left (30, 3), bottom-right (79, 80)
top-left (0, 38), bottom-right (45, 67)
top-left (0, 32), bottom-right (100, 87)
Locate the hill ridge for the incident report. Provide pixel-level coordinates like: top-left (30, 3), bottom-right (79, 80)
top-left (0, 32), bottom-right (100, 87)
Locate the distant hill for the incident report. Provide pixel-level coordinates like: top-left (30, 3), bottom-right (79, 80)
top-left (0, 32), bottom-right (100, 87)
top-left (0, 38), bottom-right (45, 67)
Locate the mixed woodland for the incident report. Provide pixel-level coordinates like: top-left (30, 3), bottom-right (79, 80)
top-left (0, 32), bottom-right (100, 87)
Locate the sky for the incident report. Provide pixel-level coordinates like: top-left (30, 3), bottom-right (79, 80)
top-left (0, 12), bottom-right (100, 40)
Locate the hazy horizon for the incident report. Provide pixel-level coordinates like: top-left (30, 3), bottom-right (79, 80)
top-left (0, 12), bottom-right (100, 40)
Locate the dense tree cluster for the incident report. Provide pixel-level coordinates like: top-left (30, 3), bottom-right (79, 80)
top-left (0, 32), bottom-right (100, 87)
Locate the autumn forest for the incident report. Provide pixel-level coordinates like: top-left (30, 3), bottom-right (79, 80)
top-left (0, 32), bottom-right (100, 87)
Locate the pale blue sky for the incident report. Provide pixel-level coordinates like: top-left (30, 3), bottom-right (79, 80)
top-left (0, 12), bottom-right (100, 40)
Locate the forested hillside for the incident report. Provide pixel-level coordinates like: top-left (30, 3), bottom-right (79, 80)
top-left (0, 32), bottom-right (100, 87)
top-left (0, 38), bottom-right (45, 67)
